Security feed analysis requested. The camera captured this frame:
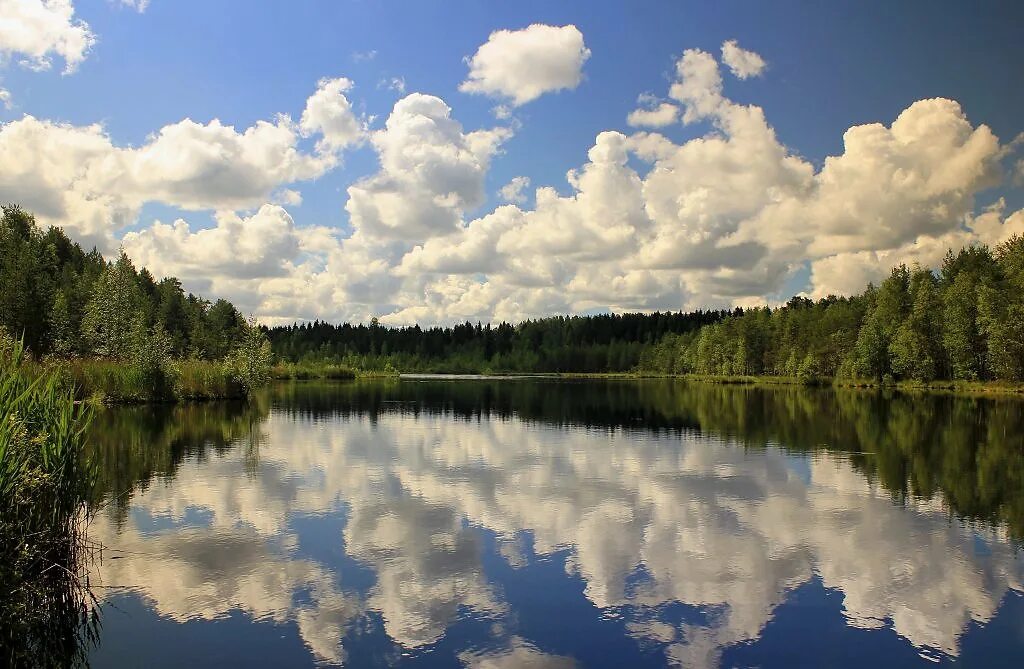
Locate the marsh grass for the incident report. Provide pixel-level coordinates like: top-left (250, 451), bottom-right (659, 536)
top-left (56, 358), bottom-right (244, 404)
top-left (271, 361), bottom-right (358, 380)
top-left (1, 337), bottom-right (99, 667)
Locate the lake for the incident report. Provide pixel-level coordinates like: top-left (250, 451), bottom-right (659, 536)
top-left (85, 378), bottom-right (1024, 668)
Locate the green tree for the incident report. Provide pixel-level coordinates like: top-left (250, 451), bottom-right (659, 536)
top-left (890, 267), bottom-right (942, 381)
top-left (0, 205), bottom-right (56, 354)
top-left (81, 251), bottom-right (144, 359)
top-left (49, 290), bottom-right (74, 357)
top-left (224, 318), bottom-right (273, 395)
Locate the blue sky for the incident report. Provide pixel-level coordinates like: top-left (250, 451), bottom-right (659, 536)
top-left (1, 0), bottom-right (1022, 323)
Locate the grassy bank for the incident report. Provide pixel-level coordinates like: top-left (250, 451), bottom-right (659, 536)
top-left (270, 361), bottom-right (357, 380)
top-left (1, 340), bottom-right (98, 666)
top-left (51, 358), bottom-right (244, 404)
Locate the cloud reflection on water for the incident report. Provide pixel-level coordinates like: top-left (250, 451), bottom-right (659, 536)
top-left (91, 403), bottom-right (1024, 667)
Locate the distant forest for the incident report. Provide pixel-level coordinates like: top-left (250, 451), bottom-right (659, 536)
top-left (266, 310), bottom-right (730, 373)
top-left (3, 203), bottom-right (1023, 381)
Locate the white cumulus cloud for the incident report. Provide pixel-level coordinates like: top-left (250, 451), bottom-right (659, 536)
top-left (345, 93), bottom-right (512, 240)
top-left (721, 39), bottom-right (766, 79)
top-left (460, 24), bottom-right (591, 106)
top-left (498, 176), bottom-right (530, 203)
top-left (0, 0), bottom-right (95, 73)
top-left (0, 78), bottom-right (362, 249)
top-left (299, 76), bottom-right (365, 152)
top-left (627, 101), bottom-right (679, 128)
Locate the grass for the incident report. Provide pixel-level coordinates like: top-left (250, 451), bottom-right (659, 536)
top-left (270, 361), bottom-right (357, 380)
top-left (51, 358), bottom-right (244, 405)
top-left (1, 338), bottom-right (98, 667)
top-left (18, 357), bottom-right (364, 407)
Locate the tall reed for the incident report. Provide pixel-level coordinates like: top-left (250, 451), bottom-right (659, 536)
top-left (1, 336), bottom-right (98, 667)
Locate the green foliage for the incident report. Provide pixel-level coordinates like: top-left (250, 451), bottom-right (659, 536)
top-left (0, 333), bottom-right (98, 667)
top-left (0, 205), bottom-right (58, 354)
top-left (0, 205), bottom-right (274, 403)
top-left (0, 206), bottom-right (259, 364)
top-left (270, 361), bottom-right (357, 380)
top-left (224, 319), bottom-right (273, 395)
top-left (129, 318), bottom-right (176, 400)
top-left (268, 311), bottom-right (727, 375)
top-left (82, 251), bottom-right (144, 359)
top-left (643, 244), bottom-right (1024, 384)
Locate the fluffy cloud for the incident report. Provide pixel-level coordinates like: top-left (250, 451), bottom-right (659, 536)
top-left (122, 205), bottom-right (303, 282)
top-left (385, 47), bottom-right (1013, 322)
top-left (181, 52), bottom-right (1014, 325)
top-left (721, 39), bottom-right (766, 79)
top-left (808, 202), bottom-right (1024, 297)
top-left (498, 175), bottom-right (530, 203)
top-left (299, 76), bottom-right (365, 152)
top-left (627, 101), bottom-right (679, 128)
top-left (345, 93), bottom-right (511, 240)
top-left (0, 0), bottom-right (95, 73)
top-left (460, 24), bottom-right (591, 106)
top-left (0, 78), bottom-right (360, 249)
top-left (6, 36), bottom-right (1021, 325)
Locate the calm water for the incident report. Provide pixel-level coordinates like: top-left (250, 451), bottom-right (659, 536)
top-left (85, 378), bottom-right (1024, 668)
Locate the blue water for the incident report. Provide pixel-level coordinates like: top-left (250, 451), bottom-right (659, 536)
top-left (86, 379), bottom-right (1024, 668)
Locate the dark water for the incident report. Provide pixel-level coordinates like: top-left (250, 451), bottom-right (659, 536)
top-left (85, 378), bottom-right (1024, 668)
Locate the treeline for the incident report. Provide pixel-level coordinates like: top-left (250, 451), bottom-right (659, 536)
top-left (639, 239), bottom-right (1024, 383)
top-left (1, 205), bottom-right (250, 360)
top-left (1, 205), bottom-right (270, 401)
top-left (267, 310), bottom-right (730, 373)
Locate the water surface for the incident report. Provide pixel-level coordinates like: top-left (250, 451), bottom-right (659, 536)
top-left (86, 379), bottom-right (1024, 668)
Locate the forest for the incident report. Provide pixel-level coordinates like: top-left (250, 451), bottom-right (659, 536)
top-left (638, 239), bottom-right (1024, 383)
top-left (3, 202), bottom-right (1024, 384)
top-left (267, 310), bottom-right (730, 373)
top-left (0, 205), bottom-right (271, 402)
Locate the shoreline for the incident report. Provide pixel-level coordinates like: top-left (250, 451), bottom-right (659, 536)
top-left (551, 372), bottom-right (1024, 396)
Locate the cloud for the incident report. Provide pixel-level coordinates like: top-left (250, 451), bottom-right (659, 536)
top-left (378, 76), bottom-right (406, 94)
top-left (0, 87), bottom-right (11, 109)
top-left (384, 48), bottom-right (1011, 323)
top-left (498, 176), bottom-right (530, 203)
top-left (345, 93), bottom-right (512, 240)
top-left (182, 59), bottom-right (1013, 325)
top-left (115, 0), bottom-right (149, 11)
top-left (808, 201), bottom-right (1024, 297)
top-left (0, 0), bottom-right (95, 73)
top-left (0, 78), bottom-right (360, 249)
top-left (299, 76), bottom-right (365, 152)
top-left (721, 39), bottom-right (766, 79)
top-left (627, 101), bottom-right (679, 128)
top-left (122, 205), bottom-right (303, 282)
top-left (4, 38), bottom-right (1020, 326)
top-left (460, 639), bottom-right (577, 668)
top-left (669, 48), bottom-right (726, 124)
top-left (460, 24), bottom-right (591, 106)
top-left (351, 49), bottom-right (377, 63)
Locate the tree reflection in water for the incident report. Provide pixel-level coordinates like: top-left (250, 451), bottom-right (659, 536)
top-left (85, 380), bottom-right (1024, 668)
